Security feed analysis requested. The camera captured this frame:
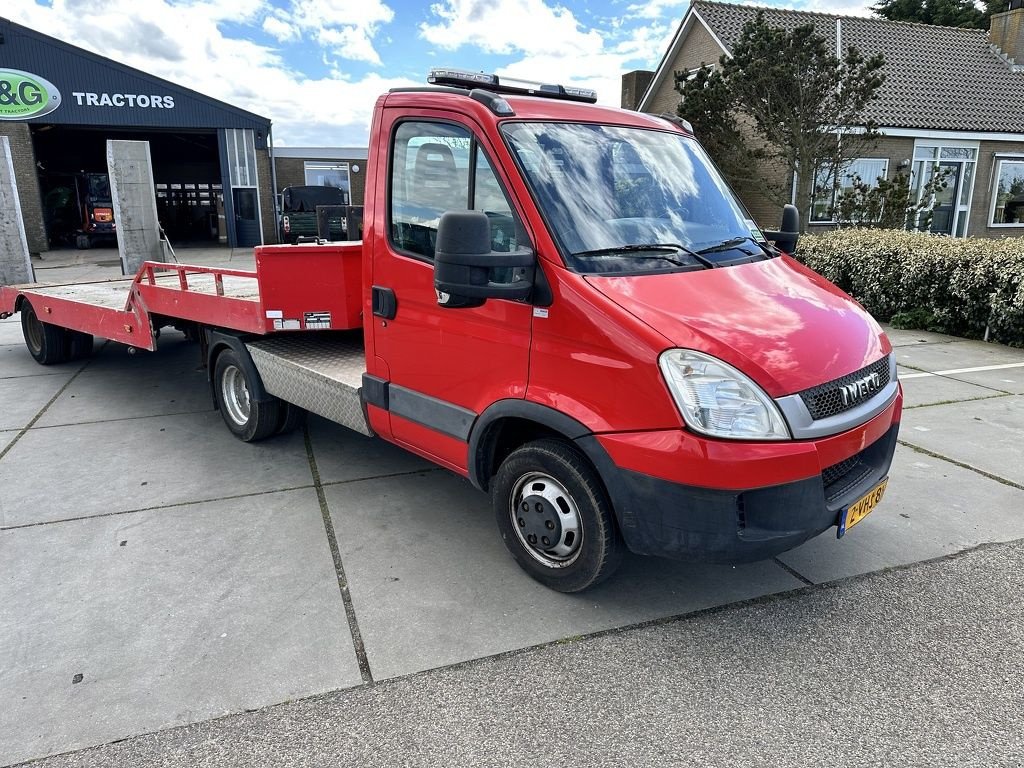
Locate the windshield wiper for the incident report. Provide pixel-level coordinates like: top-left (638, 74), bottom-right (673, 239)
top-left (571, 243), bottom-right (716, 269)
top-left (697, 236), bottom-right (774, 260)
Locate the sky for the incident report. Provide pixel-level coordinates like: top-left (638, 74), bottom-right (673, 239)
top-left (6, 0), bottom-right (875, 147)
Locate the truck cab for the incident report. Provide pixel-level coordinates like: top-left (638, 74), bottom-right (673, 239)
top-left (355, 70), bottom-right (901, 591)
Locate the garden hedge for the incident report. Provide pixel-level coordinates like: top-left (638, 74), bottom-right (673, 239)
top-left (796, 229), bottom-right (1024, 347)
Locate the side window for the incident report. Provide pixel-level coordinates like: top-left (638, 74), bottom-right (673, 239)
top-left (474, 150), bottom-right (521, 253)
top-left (390, 122), bottom-right (471, 259)
top-left (390, 121), bottom-right (524, 259)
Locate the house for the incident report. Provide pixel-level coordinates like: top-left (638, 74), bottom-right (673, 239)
top-left (624, 0), bottom-right (1024, 238)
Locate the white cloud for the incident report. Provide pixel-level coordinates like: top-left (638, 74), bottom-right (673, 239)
top-left (277, 0), bottom-right (396, 65)
top-left (420, 0), bottom-right (605, 57)
top-left (262, 14), bottom-right (300, 42)
top-left (5, 0), bottom-right (413, 145)
top-left (420, 0), bottom-right (671, 108)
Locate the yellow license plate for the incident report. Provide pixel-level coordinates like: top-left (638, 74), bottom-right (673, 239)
top-left (838, 478), bottom-right (888, 538)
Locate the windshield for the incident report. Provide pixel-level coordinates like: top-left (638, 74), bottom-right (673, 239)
top-left (501, 122), bottom-right (762, 274)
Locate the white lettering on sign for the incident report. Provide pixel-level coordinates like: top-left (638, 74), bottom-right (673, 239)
top-left (72, 92), bottom-right (176, 109)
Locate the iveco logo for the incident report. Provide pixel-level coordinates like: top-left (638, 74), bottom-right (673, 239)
top-left (840, 372), bottom-right (882, 406)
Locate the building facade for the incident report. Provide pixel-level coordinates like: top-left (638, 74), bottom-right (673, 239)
top-left (0, 16), bottom-right (278, 253)
top-left (626, 1), bottom-right (1024, 238)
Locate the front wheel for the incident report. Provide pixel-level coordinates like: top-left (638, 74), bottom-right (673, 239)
top-left (492, 439), bottom-right (623, 592)
top-left (213, 349), bottom-right (280, 442)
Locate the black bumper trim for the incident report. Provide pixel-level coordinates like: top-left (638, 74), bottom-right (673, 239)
top-left (578, 423), bottom-right (900, 564)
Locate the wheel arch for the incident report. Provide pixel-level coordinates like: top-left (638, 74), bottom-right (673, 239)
top-left (203, 328), bottom-right (271, 407)
top-left (468, 400), bottom-right (605, 492)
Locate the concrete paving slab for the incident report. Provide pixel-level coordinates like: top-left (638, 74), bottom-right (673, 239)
top-left (778, 444), bottom-right (1024, 583)
top-left (0, 411), bottom-right (313, 527)
top-left (0, 343), bottom-right (83, 378)
top-left (308, 416), bottom-right (433, 485)
top-left (0, 489), bottom-right (362, 767)
top-left (0, 430), bottom-right (15, 454)
top-left (894, 337), bottom-right (1024, 371)
top-left (940, 368), bottom-right (1024, 395)
top-left (897, 366), bottom-right (1004, 408)
top-left (0, 373), bottom-right (73, 431)
top-left (900, 395), bottom-right (1024, 486)
top-left (327, 471), bottom-right (805, 681)
top-left (0, 318), bottom-right (24, 347)
top-left (35, 335), bottom-right (211, 427)
top-left (882, 326), bottom-right (960, 347)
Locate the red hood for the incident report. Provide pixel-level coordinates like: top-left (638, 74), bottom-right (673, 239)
top-left (584, 256), bottom-right (890, 397)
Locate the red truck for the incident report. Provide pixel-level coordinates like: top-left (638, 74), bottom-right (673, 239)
top-left (0, 69), bottom-right (901, 592)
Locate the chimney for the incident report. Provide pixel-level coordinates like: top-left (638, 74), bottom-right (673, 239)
top-left (990, 0), bottom-right (1024, 67)
top-left (621, 70), bottom-right (655, 111)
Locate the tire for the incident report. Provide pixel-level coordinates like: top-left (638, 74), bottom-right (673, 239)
top-left (21, 301), bottom-right (69, 365)
top-left (64, 330), bottom-right (94, 361)
top-left (75, 234), bottom-right (91, 250)
top-left (275, 401), bottom-right (307, 435)
top-left (212, 349), bottom-right (280, 442)
top-left (492, 438), bottom-right (623, 592)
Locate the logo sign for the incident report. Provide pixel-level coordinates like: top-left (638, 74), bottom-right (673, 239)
top-left (840, 371), bottom-right (882, 407)
top-left (0, 69), bottom-right (62, 120)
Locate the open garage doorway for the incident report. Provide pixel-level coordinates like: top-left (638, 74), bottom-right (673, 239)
top-left (31, 126), bottom-right (225, 250)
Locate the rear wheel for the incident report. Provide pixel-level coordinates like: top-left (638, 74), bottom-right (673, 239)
top-left (492, 439), bottom-right (623, 592)
top-left (275, 401), bottom-right (307, 435)
top-left (213, 349), bottom-right (280, 442)
top-left (65, 330), bottom-right (94, 361)
top-left (21, 301), bottom-right (69, 365)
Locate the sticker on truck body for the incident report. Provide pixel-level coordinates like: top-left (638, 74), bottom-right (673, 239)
top-left (304, 311), bottom-right (332, 330)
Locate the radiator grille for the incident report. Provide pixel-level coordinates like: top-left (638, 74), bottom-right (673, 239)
top-left (799, 355), bottom-right (891, 421)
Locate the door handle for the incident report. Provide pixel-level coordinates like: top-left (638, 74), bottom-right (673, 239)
top-left (372, 285), bottom-right (397, 319)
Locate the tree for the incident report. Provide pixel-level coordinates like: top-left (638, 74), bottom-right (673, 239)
top-left (832, 167), bottom-right (949, 230)
top-left (874, 0), bottom-right (1010, 28)
top-left (677, 13), bottom-right (886, 231)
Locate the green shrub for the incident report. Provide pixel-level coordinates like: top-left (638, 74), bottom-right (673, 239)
top-left (796, 229), bottom-right (1024, 346)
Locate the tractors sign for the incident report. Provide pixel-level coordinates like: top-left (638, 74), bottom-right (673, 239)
top-left (0, 69), bottom-right (62, 120)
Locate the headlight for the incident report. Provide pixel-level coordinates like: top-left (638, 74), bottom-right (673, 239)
top-left (659, 349), bottom-right (790, 440)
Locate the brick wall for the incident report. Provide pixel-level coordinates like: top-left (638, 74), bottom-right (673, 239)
top-left (644, 21), bottom-right (726, 116)
top-left (0, 123), bottom-right (47, 254)
top-left (968, 140), bottom-right (1024, 237)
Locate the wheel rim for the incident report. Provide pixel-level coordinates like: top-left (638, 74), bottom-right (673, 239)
top-left (509, 471), bottom-right (583, 568)
top-left (24, 307), bottom-right (43, 354)
top-left (220, 365), bottom-right (251, 426)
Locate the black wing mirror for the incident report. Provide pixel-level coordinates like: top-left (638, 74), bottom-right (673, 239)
top-left (764, 204), bottom-right (800, 254)
top-left (434, 211), bottom-right (535, 308)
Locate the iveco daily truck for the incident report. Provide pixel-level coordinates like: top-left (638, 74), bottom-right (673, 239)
top-left (0, 69), bottom-right (902, 592)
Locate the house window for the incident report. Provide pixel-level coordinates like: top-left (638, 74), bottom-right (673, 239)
top-left (990, 158), bottom-right (1024, 226)
top-left (304, 161), bottom-right (351, 199)
top-left (909, 143), bottom-right (978, 237)
top-left (810, 158), bottom-right (888, 223)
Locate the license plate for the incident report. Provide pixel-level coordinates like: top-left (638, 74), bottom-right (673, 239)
top-left (838, 478), bottom-right (888, 538)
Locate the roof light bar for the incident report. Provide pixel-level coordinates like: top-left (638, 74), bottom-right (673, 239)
top-left (427, 67), bottom-right (598, 105)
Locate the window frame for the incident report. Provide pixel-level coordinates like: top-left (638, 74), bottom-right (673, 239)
top-left (988, 154), bottom-right (1024, 228)
top-left (386, 118), bottom-right (525, 263)
top-left (809, 157), bottom-right (890, 225)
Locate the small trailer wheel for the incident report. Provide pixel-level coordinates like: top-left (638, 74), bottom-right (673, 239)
top-left (21, 301), bottom-right (69, 365)
top-left (492, 438), bottom-right (624, 592)
top-left (213, 349), bottom-right (280, 442)
top-left (65, 330), bottom-right (95, 361)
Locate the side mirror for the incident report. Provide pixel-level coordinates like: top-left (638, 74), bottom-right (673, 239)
top-left (434, 211), bottom-right (535, 308)
top-left (764, 204), bottom-right (800, 254)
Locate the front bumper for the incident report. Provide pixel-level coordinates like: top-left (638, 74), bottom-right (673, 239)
top-left (580, 389), bottom-right (901, 563)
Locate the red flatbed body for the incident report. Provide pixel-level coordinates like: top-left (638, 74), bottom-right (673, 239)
top-left (0, 242), bottom-right (363, 349)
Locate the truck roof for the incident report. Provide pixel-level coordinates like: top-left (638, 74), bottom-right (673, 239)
top-left (384, 87), bottom-right (689, 135)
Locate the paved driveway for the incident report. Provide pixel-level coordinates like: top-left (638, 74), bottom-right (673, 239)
top-left (2, 309), bottom-right (1023, 766)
